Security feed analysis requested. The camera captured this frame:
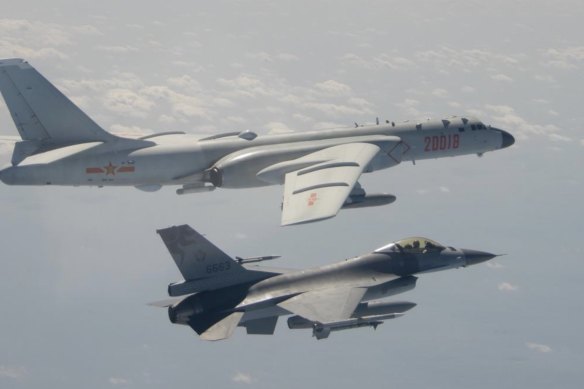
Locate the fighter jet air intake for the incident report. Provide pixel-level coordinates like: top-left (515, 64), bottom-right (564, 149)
top-left (150, 225), bottom-right (497, 340)
top-left (0, 59), bottom-right (514, 225)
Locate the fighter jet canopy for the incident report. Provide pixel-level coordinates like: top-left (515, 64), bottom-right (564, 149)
top-left (375, 237), bottom-right (445, 254)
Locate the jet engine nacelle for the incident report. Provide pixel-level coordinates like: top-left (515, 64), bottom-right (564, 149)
top-left (207, 146), bottom-right (319, 188)
top-left (342, 193), bottom-right (396, 209)
top-left (207, 135), bottom-right (401, 188)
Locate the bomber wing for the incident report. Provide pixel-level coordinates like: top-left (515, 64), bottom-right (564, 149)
top-left (276, 142), bottom-right (383, 226)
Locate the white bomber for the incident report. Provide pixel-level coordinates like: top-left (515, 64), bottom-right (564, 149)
top-left (0, 58), bottom-right (515, 225)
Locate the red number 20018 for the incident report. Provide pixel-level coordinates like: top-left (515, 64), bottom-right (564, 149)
top-left (424, 134), bottom-right (460, 152)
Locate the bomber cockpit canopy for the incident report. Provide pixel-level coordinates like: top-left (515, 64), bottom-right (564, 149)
top-left (375, 237), bottom-right (446, 254)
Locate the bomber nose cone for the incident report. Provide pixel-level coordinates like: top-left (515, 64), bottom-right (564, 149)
top-left (500, 129), bottom-right (515, 148)
top-left (462, 249), bottom-right (496, 266)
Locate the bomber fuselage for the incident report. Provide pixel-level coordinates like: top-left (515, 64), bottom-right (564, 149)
top-left (0, 116), bottom-right (513, 189)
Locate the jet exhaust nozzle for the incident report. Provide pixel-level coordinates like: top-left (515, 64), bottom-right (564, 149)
top-left (176, 183), bottom-right (216, 195)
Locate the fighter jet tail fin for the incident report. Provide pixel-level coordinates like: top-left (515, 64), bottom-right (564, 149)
top-left (157, 225), bottom-right (247, 282)
top-left (0, 59), bottom-right (119, 147)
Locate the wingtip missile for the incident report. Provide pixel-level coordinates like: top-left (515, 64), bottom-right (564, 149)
top-left (235, 255), bottom-right (281, 264)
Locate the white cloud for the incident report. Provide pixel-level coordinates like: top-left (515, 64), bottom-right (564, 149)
top-left (342, 52), bottom-right (415, 71)
top-left (158, 114), bottom-right (177, 125)
top-left (247, 51), bottom-right (298, 63)
top-left (526, 342), bottom-right (552, 353)
top-left (303, 101), bottom-right (372, 116)
top-left (0, 19), bottom-right (101, 59)
top-left (61, 73), bottom-right (145, 93)
top-left (103, 89), bottom-right (155, 118)
top-left (486, 261), bottom-right (505, 269)
top-left (217, 75), bottom-right (277, 98)
top-left (277, 53), bottom-right (299, 62)
top-left (109, 377), bottom-right (130, 385)
top-left (0, 365), bottom-right (27, 379)
top-left (498, 282), bottom-right (518, 292)
top-left (223, 116), bottom-right (246, 125)
top-left (431, 88), bottom-right (448, 98)
top-left (485, 104), bottom-right (566, 141)
top-left (314, 80), bottom-right (352, 96)
top-left (235, 232), bottom-right (248, 240)
top-left (0, 42), bottom-right (67, 59)
top-left (109, 124), bottom-right (153, 138)
top-left (167, 75), bottom-right (202, 92)
top-left (142, 85), bottom-right (210, 119)
top-left (415, 47), bottom-right (523, 72)
top-left (543, 47), bottom-right (584, 69)
top-left (232, 371), bottom-right (254, 384)
top-left (395, 98), bottom-right (421, 116)
top-left (490, 74), bottom-right (513, 82)
top-left (292, 113), bottom-right (313, 123)
top-left (97, 45), bottom-right (139, 53)
top-left (548, 133), bottom-right (572, 142)
top-left (265, 121), bottom-right (293, 134)
top-left (580, 139), bottom-right (584, 147)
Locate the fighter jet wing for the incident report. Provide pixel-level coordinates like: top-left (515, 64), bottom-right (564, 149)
top-left (280, 142), bottom-right (381, 226)
top-left (277, 287), bottom-right (367, 324)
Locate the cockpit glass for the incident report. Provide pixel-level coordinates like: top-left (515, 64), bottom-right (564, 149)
top-left (393, 237), bottom-right (445, 254)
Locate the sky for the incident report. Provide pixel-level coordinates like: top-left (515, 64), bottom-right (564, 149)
top-left (0, 0), bottom-right (583, 388)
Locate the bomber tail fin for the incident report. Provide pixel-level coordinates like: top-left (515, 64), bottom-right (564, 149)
top-left (0, 59), bottom-right (119, 151)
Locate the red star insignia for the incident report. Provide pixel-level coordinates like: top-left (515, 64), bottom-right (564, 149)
top-left (104, 162), bottom-right (117, 176)
top-left (308, 192), bottom-right (318, 206)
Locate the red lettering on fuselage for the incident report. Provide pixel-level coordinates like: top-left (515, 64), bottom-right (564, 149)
top-left (424, 134), bottom-right (460, 152)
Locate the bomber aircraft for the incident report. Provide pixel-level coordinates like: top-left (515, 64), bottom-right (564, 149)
top-left (0, 59), bottom-right (514, 225)
top-left (151, 225), bottom-right (497, 340)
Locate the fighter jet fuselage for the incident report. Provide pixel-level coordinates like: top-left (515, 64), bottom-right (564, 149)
top-left (154, 226), bottom-right (496, 340)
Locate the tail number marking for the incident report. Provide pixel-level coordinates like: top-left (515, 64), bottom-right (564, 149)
top-left (424, 134), bottom-right (459, 152)
top-left (206, 261), bottom-right (232, 274)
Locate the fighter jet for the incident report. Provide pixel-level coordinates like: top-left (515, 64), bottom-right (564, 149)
top-left (151, 225), bottom-right (496, 340)
top-left (0, 59), bottom-right (515, 225)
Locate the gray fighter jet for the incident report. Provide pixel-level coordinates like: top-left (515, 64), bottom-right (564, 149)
top-left (151, 225), bottom-right (496, 340)
top-left (0, 59), bottom-right (514, 225)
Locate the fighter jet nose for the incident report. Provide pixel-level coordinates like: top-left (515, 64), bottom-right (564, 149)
top-left (500, 129), bottom-right (515, 148)
top-left (462, 249), bottom-right (496, 266)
